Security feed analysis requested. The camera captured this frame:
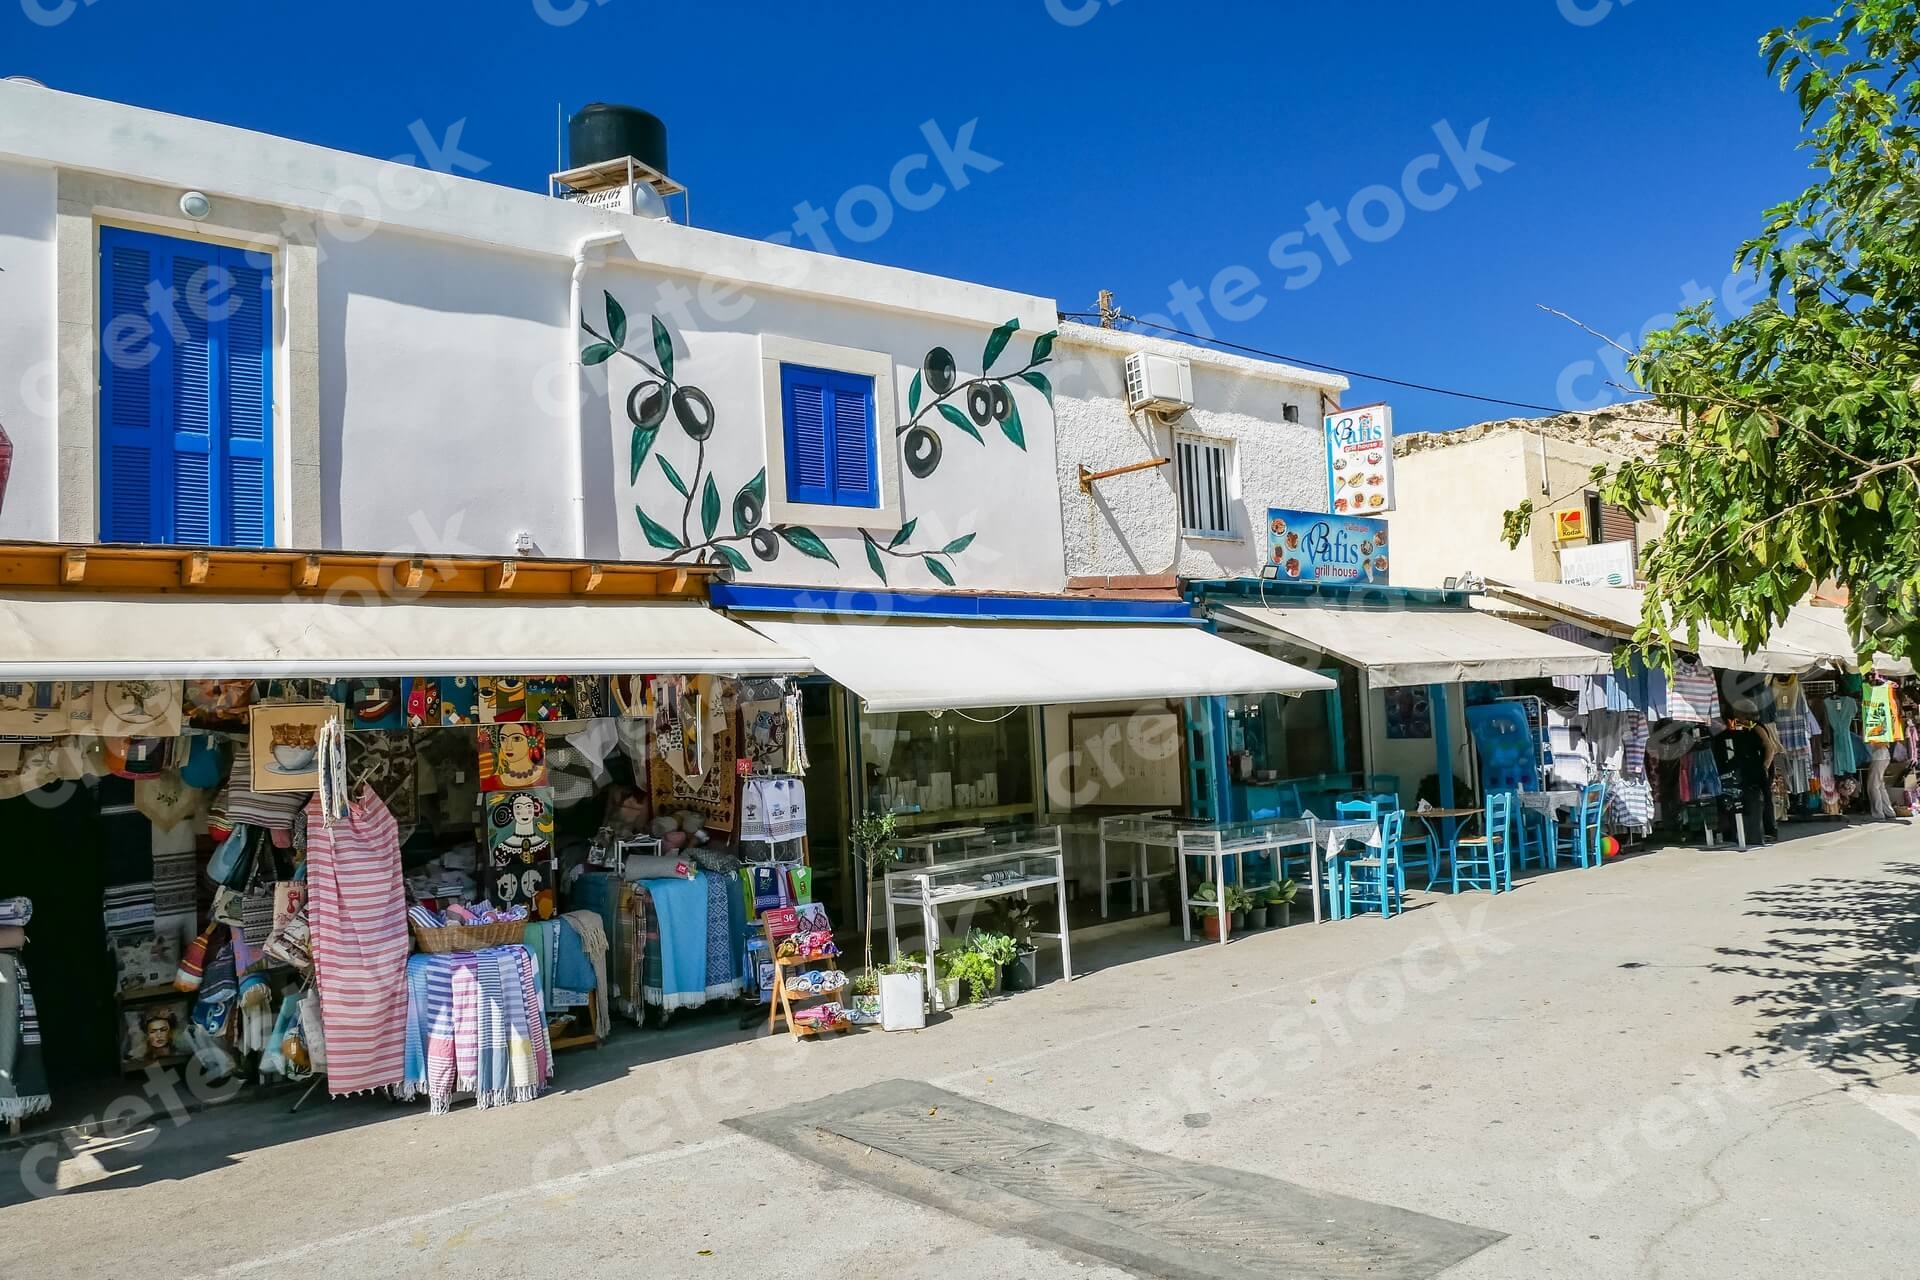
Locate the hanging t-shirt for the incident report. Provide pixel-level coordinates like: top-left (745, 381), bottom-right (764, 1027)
top-left (1666, 660), bottom-right (1721, 725)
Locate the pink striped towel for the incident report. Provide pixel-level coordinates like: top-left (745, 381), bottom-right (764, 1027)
top-left (305, 788), bottom-right (409, 1096)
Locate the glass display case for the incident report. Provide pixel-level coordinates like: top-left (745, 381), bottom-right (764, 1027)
top-left (858, 704), bottom-right (1038, 829)
top-left (883, 827), bottom-right (1071, 993)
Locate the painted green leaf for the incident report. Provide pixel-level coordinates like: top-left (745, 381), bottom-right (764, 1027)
top-left (983, 317), bottom-right (1020, 372)
top-left (713, 544), bottom-right (750, 572)
top-left (652, 316), bottom-right (674, 383)
top-left (888, 517), bottom-right (918, 550)
top-left (636, 506), bottom-right (684, 550)
top-left (778, 526), bottom-right (839, 566)
top-left (1018, 370), bottom-right (1055, 408)
top-left (863, 533), bottom-right (888, 583)
top-left (924, 557), bottom-right (955, 587)
top-left (582, 342), bottom-right (617, 366)
top-left (658, 454), bottom-right (690, 497)
top-left (605, 291), bottom-right (627, 348)
top-left (937, 402), bottom-right (983, 443)
top-left (630, 426), bottom-right (658, 486)
top-left (941, 532), bottom-right (976, 555)
top-left (1000, 398), bottom-right (1026, 450)
top-left (908, 371), bottom-right (923, 417)
top-left (701, 474), bottom-right (721, 539)
top-left (1030, 331), bottom-right (1055, 365)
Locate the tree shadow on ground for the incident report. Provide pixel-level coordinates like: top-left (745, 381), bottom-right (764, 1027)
top-left (1710, 860), bottom-right (1920, 1086)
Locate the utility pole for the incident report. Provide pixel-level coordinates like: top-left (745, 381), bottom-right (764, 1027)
top-left (1096, 290), bottom-right (1119, 329)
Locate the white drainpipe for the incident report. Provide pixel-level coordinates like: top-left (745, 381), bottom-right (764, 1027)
top-left (570, 228), bottom-right (627, 557)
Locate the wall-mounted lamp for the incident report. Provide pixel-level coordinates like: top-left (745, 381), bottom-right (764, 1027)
top-left (179, 191), bottom-right (212, 221)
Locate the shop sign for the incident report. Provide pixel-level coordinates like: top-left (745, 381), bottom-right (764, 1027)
top-left (1554, 507), bottom-right (1587, 542)
top-left (1560, 539), bottom-right (1636, 587)
top-left (1325, 402), bottom-right (1395, 514)
top-left (1266, 507), bottom-right (1389, 584)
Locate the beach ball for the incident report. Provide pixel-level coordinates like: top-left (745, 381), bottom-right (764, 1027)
top-left (1603, 836), bottom-right (1621, 859)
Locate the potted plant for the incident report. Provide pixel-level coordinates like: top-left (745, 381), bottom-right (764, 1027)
top-left (1227, 885), bottom-right (1253, 933)
top-left (1266, 878), bottom-right (1299, 927)
top-left (928, 949), bottom-right (966, 1011)
top-left (847, 970), bottom-right (882, 1025)
top-left (944, 947), bottom-right (998, 1004)
top-left (846, 811), bottom-right (901, 996)
top-left (877, 957), bottom-right (926, 1031)
top-left (967, 929), bottom-right (1016, 996)
top-left (989, 899), bottom-right (1040, 991)
top-left (1246, 888), bottom-right (1270, 931)
top-left (1194, 882), bottom-right (1228, 942)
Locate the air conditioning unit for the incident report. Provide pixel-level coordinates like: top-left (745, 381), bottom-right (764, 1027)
top-left (1125, 352), bottom-right (1194, 413)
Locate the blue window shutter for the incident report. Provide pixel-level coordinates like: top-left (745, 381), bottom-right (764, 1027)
top-left (783, 367), bottom-right (833, 505)
top-left (219, 250), bottom-right (273, 547)
top-left (168, 247), bottom-right (217, 545)
top-left (826, 377), bottom-right (877, 507)
top-left (96, 229), bottom-right (275, 548)
top-left (98, 229), bottom-right (165, 542)
top-left (782, 363), bottom-right (877, 509)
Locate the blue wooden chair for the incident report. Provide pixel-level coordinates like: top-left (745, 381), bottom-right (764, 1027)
top-left (1558, 782), bottom-right (1608, 868)
top-left (1341, 810), bottom-right (1404, 920)
top-left (1334, 793), bottom-right (1413, 897)
top-left (1451, 792), bottom-right (1515, 894)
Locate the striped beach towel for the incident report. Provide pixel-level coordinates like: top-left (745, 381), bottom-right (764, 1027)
top-left (306, 788), bottom-right (409, 1097)
top-left (399, 946), bottom-right (550, 1113)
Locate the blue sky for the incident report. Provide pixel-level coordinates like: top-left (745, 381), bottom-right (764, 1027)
top-left (9, 0), bottom-right (1816, 431)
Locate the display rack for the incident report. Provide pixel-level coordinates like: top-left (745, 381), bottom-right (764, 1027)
top-left (764, 910), bottom-right (848, 1039)
top-left (884, 828), bottom-right (1072, 995)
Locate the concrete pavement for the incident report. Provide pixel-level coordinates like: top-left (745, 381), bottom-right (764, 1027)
top-left (3, 820), bottom-right (1918, 1278)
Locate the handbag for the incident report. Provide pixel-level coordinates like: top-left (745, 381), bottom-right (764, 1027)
top-left (206, 824), bottom-right (260, 889)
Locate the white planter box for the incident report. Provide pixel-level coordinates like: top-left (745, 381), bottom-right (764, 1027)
top-left (880, 972), bottom-right (927, 1031)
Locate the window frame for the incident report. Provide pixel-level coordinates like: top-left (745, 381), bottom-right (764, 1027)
top-left (760, 334), bottom-right (903, 532)
top-left (96, 223), bottom-right (276, 549)
top-left (1175, 432), bottom-right (1237, 540)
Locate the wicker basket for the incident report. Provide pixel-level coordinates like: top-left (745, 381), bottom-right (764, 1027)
top-left (410, 920), bottom-right (527, 954)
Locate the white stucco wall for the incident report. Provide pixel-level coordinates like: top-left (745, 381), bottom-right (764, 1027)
top-left (583, 267), bottom-right (1067, 592)
top-left (0, 159), bottom-right (58, 541)
top-left (1382, 433), bottom-right (1537, 588)
top-left (1053, 325), bottom-right (1343, 582)
top-left (318, 226), bottom-right (577, 556)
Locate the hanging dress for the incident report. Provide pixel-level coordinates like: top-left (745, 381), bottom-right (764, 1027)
top-left (305, 788), bottom-right (410, 1096)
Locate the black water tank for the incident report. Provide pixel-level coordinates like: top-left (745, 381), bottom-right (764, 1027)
top-left (569, 103), bottom-right (669, 175)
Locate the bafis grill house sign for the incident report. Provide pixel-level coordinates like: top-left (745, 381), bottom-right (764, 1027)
top-left (1267, 508), bottom-right (1389, 585)
top-left (1325, 402), bottom-right (1396, 514)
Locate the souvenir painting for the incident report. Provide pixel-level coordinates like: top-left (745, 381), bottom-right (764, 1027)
top-left (477, 722), bottom-right (548, 791)
top-left (485, 788), bottom-right (554, 871)
top-left (478, 677), bottom-right (527, 723)
top-left (184, 680), bottom-right (255, 729)
top-left (0, 681), bottom-right (94, 735)
top-left (121, 1001), bottom-right (187, 1066)
top-left (609, 675), bottom-right (651, 719)
top-left (247, 701), bottom-right (343, 793)
top-left (94, 680), bottom-right (183, 737)
top-left (343, 678), bottom-right (408, 731)
top-left (406, 680), bottom-right (436, 729)
top-left (436, 676), bottom-right (479, 726)
top-left (569, 675), bottom-right (611, 719)
top-left (525, 676), bottom-right (573, 723)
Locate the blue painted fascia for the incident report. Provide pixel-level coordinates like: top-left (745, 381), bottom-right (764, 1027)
top-left (709, 583), bottom-right (1198, 624)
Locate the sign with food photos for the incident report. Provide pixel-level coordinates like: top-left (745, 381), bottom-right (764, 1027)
top-left (1325, 402), bottom-right (1395, 514)
top-left (1266, 508), bottom-right (1389, 585)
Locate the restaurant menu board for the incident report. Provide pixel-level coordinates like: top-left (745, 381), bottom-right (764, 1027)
top-left (1267, 508), bottom-right (1389, 584)
top-left (1325, 402), bottom-right (1395, 514)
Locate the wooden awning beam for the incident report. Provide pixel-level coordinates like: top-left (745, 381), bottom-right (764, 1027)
top-left (0, 542), bottom-right (719, 601)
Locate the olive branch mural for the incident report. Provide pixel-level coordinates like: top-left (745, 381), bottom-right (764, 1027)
top-left (581, 293), bottom-right (1055, 586)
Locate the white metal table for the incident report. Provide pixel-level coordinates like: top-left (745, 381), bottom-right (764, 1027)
top-left (884, 827), bottom-right (1072, 993)
top-left (1174, 819), bottom-right (1316, 944)
top-left (1095, 810), bottom-right (1182, 917)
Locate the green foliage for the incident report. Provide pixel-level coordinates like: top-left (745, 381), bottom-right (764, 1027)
top-left (942, 948), bottom-right (999, 1003)
top-left (1225, 886), bottom-right (1256, 914)
top-left (1587, 2), bottom-right (1920, 661)
top-left (1263, 879), bottom-right (1299, 908)
top-left (966, 929), bottom-right (1017, 968)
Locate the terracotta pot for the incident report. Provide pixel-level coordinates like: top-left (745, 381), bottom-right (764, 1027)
top-left (1202, 914), bottom-right (1229, 942)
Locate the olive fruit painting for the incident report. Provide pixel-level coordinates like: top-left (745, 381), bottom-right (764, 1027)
top-left (583, 295), bottom-right (1056, 585)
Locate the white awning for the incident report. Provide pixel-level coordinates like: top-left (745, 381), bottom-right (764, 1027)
top-left (1212, 601), bottom-right (1613, 688)
top-left (1484, 580), bottom-right (1822, 674)
top-left (741, 618), bottom-right (1335, 713)
top-left (0, 593), bottom-right (809, 680)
